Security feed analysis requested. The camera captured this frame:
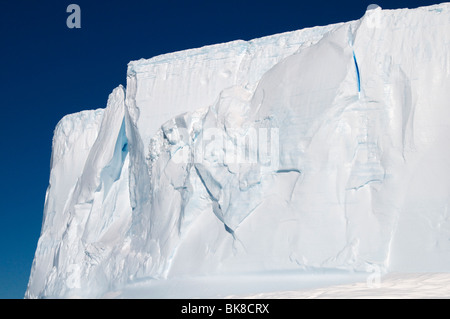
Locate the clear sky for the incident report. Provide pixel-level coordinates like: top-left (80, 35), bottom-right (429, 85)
top-left (0, 0), bottom-right (442, 299)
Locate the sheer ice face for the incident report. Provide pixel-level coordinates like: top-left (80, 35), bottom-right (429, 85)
top-left (27, 3), bottom-right (450, 298)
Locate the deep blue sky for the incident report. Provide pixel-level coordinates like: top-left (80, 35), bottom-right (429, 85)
top-left (0, 0), bottom-right (443, 298)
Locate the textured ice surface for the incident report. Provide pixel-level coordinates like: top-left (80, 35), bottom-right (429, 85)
top-left (241, 273), bottom-right (450, 299)
top-left (27, 3), bottom-right (450, 298)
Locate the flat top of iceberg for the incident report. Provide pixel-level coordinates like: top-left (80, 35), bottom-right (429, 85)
top-left (127, 2), bottom-right (450, 75)
top-left (127, 23), bottom-right (345, 75)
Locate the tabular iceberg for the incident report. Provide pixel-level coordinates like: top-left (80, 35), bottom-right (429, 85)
top-left (26, 3), bottom-right (450, 298)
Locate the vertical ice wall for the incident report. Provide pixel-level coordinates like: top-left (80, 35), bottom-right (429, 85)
top-left (27, 3), bottom-right (450, 298)
top-left (26, 87), bottom-right (134, 298)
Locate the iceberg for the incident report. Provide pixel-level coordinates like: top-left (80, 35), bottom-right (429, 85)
top-left (26, 3), bottom-right (450, 298)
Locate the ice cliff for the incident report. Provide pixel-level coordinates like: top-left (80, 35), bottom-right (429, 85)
top-left (27, 3), bottom-right (450, 298)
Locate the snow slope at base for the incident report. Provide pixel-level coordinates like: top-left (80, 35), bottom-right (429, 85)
top-left (103, 272), bottom-right (450, 299)
top-left (242, 272), bottom-right (450, 299)
top-left (102, 270), bottom-right (369, 299)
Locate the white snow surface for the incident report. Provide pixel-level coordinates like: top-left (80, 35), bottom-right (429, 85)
top-left (104, 272), bottom-right (450, 299)
top-left (26, 3), bottom-right (450, 298)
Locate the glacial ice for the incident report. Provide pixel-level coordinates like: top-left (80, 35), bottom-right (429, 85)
top-left (26, 3), bottom-right (450, 298)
